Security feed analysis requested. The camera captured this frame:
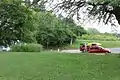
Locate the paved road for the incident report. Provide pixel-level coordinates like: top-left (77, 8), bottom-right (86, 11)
top-left (61, 48), bottom-right (120, 54)
top-left (107, 48), bottom-right (120, 54)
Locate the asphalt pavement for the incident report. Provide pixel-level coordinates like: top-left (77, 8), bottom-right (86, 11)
top-left (61, 48), bottom-right (120, 54)
top-left (107, 48), bottom-right (120, 54)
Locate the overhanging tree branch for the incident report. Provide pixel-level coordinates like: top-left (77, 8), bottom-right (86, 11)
top-left (53, 0), bottom-right (120, 25)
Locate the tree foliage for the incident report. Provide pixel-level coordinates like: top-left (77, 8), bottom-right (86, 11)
top-left (53, 0), bottom-right (120, 25)
top-left (0, 0), bottom-right (35, 46)
top-left (35, 12), bottom-right (86, 48)
top-left (0, 0), bottom-right (87, 48)
top-left (87, 28), bottom-right (100, 34)
top-left (24, 0), bottom-right (47, 11)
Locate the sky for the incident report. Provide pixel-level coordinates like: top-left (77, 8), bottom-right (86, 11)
top-left (74, 18), bottom-right (120, 33)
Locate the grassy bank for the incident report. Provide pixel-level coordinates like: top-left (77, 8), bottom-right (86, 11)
top-left (0, 52), bottom-right (120, 80)
top-left (72, 40), bottom-right (120, 48)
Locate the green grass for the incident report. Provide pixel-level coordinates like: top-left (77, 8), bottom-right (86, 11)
top-left (0, 52), bottom-right (120, 80)
top-left (72, 40), bottom-right (120, 48)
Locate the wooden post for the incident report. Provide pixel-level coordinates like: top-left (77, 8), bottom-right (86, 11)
top-left (84, 43), bottom-right (87, 52)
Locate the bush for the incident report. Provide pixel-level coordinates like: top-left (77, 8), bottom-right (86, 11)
top-left (11, 43), bottom-right (43, 52)
top-left (80, 34), bottom-right (119, 41)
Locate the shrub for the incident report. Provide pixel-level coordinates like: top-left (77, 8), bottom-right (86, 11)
top-left (11, 43), bottom-right (43, 52)
top-left (80, 34), bottom-right (119, 41)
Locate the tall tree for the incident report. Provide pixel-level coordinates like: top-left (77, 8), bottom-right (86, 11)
top-left (34, 12), bottom-right (86, 48)
top-left (0, 0), bottom-right (35, 46)
top-left (87, 28), bottom-right (100, 34)
top-left (24, 0), bottom-right (47, 11)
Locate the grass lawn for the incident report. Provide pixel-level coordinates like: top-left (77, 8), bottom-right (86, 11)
top-left (0, 52), bottom-right (120, 80)
top-left (73, 40), bottom-right (120, 48)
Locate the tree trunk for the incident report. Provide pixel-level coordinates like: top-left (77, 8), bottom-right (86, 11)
top-left (70, 38), bottom-right (73, 45)
top-left (113, 7), bottom-right (120, 25)
top-left (46, 41), bottom-right (49, 49)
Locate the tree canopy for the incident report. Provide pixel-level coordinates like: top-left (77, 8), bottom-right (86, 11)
top-left (53, 0), bottom-right (120, 25)
top-left (35, 12), bottom-right (86, 48)
top-left (0, 0), bottom-right (35, 46)
top-left (0, 0), bottom-right (87, 48)
top-left (87, 28), bottom-right (100, 34)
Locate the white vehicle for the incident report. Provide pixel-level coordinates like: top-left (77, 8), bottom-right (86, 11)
top-left (0, 46), bottom-right (10, 51)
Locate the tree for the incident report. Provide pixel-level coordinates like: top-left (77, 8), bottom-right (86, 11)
top-left (35, 12), bottom-right (73, 48)
top-left (63, 18), bottom-right (87, 36)
top-left (34, 11), bottom-right (86, 48)
top-left (54, 0), bottom-right (120, 25)
top-left (87, 28), bottom-right (100, 34)
top-left (24, 0), bottom-right (47, 11)
top-left (0, 0), bottom-right (35, 46)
